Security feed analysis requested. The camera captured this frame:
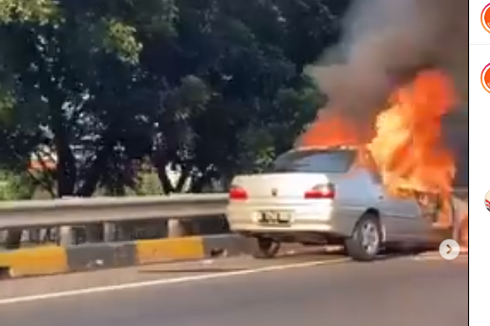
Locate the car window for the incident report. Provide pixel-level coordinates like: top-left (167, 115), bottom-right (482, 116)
top-left (271, 149), bottom-right (356, 174)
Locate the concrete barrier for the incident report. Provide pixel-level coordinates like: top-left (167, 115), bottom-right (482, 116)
top-left (0, 246), bottom-right (69, 277)
top-left (135, 236), bottom-right (205, 264)
top-left (0, 234), bottom-right (248, 279)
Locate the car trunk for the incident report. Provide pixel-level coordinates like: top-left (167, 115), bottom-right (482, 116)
top-left (230, 172), bottom-right (335, 202)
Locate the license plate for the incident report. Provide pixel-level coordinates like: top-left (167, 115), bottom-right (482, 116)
top-left (257, 211), bottom-right (292, 225)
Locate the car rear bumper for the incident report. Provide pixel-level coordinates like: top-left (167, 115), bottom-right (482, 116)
top-left (226, 203), bottom-right (360, 237)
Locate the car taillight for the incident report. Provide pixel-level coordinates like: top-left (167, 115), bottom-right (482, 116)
top-left (229, 185), bottom-right (248, 200)
top-left (304, 183), bottom-right (335, 199)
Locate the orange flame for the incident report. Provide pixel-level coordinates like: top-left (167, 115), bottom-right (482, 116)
top-left (300, 113), bottom-right (363, 148)
top-left (369, 70), bottom-right (456, 195)
top-left (299, 69), bottom-right (464, 240)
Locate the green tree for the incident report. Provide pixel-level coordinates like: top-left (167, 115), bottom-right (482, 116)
top-left (0, 0), bottom-right (348, 196)
top-left (0, 169), bottom-right (36, 200)
top-left (141, 0), bottom-right (343, 191)
top-left (0, 0), bottom-right (177, 196)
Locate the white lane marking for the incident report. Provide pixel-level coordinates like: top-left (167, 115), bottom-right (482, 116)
top-left (0, 257), bottom-right (350, 306)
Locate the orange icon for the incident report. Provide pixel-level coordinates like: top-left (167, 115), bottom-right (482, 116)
top-left (482, 3), bottom-right (490, 34)
top-left (481, 63), bottom-right (490, 94)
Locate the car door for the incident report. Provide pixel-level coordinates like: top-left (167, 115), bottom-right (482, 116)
top-left (363, 169), bottom-right (401, 240)
top-left (357, 152), bottom-right (406, 240)
top-left (366, 171), bottom-right (420, 240)
top-left (385, 186), bottom-right (426, 241)
top-left (356, 150), bottom-right (419, 240)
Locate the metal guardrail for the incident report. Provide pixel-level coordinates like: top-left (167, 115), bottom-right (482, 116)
top-left (0, 187), bottom-right (468, 230)
top-left (0, 194), bottom-right (228, 229)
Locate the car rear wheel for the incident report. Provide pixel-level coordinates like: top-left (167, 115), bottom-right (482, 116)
top-left (345, 214), bottom-right (382, 262)
top-left (249, 237), bottom-right (281, 259)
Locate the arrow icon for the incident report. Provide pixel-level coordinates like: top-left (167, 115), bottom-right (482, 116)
top-left (446, 245), bottom-right (452, 254)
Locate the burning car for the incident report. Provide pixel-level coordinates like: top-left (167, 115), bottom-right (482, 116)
top-left (225, 145), bottom-right (444, 262)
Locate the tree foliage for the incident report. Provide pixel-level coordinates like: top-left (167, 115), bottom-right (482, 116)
top-left (0, 169), bottom-right (36, 200)
top-left (0, 0), bottom-right (349, 197)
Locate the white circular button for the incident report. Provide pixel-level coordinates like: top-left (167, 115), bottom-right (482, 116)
top-left (439, 239), bottom-right (460, 260)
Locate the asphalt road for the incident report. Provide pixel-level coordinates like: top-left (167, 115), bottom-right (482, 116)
top-left (0, 252), bottom-right (468, 326)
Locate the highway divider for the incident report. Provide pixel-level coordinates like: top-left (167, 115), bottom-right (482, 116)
top-left (0, 187), bottom-right (468, 278)
top-left (0, 234), bottom-right (249, 279)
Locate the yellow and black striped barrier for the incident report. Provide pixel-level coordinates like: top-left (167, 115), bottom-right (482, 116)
top-left (0, 234), bottom-right (248, 278)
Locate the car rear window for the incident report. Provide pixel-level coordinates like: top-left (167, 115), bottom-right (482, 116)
top-left (271, 149), bottom-right (357, 174)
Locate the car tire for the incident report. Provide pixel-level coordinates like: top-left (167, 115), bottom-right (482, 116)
top-left (345, 214), bottom-right (382, 262)
top-left (249, 237), bottom-right (281, 259)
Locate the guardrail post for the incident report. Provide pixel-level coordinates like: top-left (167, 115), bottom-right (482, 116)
top-left (58, 196), bottom-right (76, 245)
top-left (103, 222), bottom-right (117, 241)
top-left (167, 219), bottom-right (189, 237)
top-left (58, 226), bottom-right (73, 246)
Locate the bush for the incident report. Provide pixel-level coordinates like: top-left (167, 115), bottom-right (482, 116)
top-left (0, 169), bottom-right (36, 200)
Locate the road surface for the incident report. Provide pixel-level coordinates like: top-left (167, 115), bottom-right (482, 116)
top-left (0, 251), bottom-right (468, 326)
